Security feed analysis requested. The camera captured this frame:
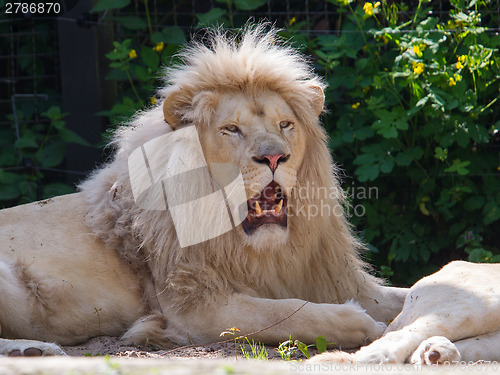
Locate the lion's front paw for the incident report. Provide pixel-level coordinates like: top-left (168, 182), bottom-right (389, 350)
top-left (340, 301), bottom-right (386, 346)
top-left (410, 336), bottom-right (461, 365)
top-left (0, 338), bottom-right (66, 357)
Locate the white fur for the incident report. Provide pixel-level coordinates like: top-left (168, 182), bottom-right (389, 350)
top-left (311, 261), bottom-right (500, 364)
top-left (0, 338), bottom-right (65, 356)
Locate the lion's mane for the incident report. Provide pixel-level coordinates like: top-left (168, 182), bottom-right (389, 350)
top-left (79, 24), bottom-right (378, 316)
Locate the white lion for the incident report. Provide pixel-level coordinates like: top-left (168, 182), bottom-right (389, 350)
top-left (0, 24), bottom-right (407, 356)
top-left (311, 261), bottom-right (500, 364)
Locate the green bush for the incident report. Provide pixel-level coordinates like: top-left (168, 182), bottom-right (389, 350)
top-left (0, 105), bottom-right (89, 206)
top-left (0, 15), bottom-right (91, 207)
top-left (93, 0), bottom-right (500, 284)
top-left (309, 0), bottom-right (500, 283)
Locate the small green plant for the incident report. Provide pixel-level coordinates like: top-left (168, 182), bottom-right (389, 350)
top-left (314, 335), bottom-right (329, 354)
top-left (277, 335), bottom-right (330, 360)
top-left (277, 336), bottom-right (296, 361)
top-left (239, 337), bottom-right (269, 360)
top-left (220, 327), bottom-right (241, 358)
top-left (277, 336), bottom-right (310, 360)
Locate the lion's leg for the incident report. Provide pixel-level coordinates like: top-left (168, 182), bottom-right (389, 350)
top-left (453, 330), bottom-right (500, 362)
top-left (315, 261), bottom-right (500, 363)
top-left (120, 312), bottom-right (175, 349)
top-left (162, 293), bottom-right (386, 348)
top-left (0, 262), bottom-right (66, 356)
top-left (315, 314), bottom-right (471, 364)
top-left (358, 284), bottom-right (408, 323)
top-left (0, 261), bottom-right (33, 338)
top-left (409, 329), bottom-right (500, 364)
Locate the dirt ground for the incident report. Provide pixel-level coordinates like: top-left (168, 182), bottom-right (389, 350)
top-left (61, 335), bottom-right (309, 360)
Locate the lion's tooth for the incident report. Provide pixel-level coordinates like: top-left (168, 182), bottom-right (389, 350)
top-left (275, 199), bottom-right (283, 214)
top-left (255, 201), bottom-right (262, 215)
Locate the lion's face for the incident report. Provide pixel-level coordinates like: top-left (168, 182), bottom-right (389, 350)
top-left (199, 90), bottom-right (307, 249)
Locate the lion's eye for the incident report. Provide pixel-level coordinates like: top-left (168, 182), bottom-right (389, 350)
top-left (221, 124), bottom-right (240, 134)
top-left (279, 120), bottom-right (293, 130)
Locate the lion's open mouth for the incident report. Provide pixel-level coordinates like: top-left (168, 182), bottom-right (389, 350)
top-left (241, 181), bottom-right (288, 235)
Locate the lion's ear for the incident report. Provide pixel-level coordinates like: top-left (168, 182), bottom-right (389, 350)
top-left (163, 91), bottom-right (187, 129)
top-left (310, 85), bottom-right (325, 117)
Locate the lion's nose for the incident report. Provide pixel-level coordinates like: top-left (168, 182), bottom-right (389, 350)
top-left (253, 153), bottom-right (290, 173)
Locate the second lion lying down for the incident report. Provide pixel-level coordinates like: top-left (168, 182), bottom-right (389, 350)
top-left (312, 261), bottom-right (500, 364)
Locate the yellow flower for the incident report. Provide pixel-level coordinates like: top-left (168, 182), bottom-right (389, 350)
top-left (128, 49), bottom-right (137, 59)
top-left (382, 35), bottom-right (389, 44)
top-left (363, 2), bottom-right (374, 16)
top-left (154, 42), bottom-right (165, 52)
top-left (363, 1), bottom-right (379, 15)
top-left (454, 73), bottom-right (462, 82)
top-left (150, 97), bottom-right (157, 105)
top-left (456, 61), bottom-right (464, 69)
top-left (289, 17), bottom-right (296, 26)
top-left (448, 77), bottom-right (456, 86)
top-left (458, 55), bottom-right (466, 63)
top-left (412, 45), bottom-right (422, 57)
top-left (412, 61), bottom-right (424, 75)
top-left (352, 102), bottom-right (361, 110)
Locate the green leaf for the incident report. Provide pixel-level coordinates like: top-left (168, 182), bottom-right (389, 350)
top-left (42, 183), bottom-right (75, 199)
top-left (483, 202), bottom-right (500, 225)
top-left (134, 65), bottom-right (149, 82)
top-left (109, 61), bottom-right (126, 69)
top-left (0, 183), bottom-right (21, 201)
top-left (434, 147), bottom-right (448, 161)
top-left (444, 159), bottom-right (470, 175)
top-left (455, 127), bottom-right (470, 148)
top-left (14, 137), bottom-right (38, 149)
top-left (315, 336), bottom-right (327, 354)
top-left (380, 157), bottom-right (394, 173)
top-left (395, 147), bottom-right (424, 166)
top-left (379, 126), bottom-right (398, 139)
top-left (113, 16), bottom-right (147, 30)
top-left (37, 139), bottom-right (66, 168)
top-left (0, 146), bottom-right (18, 166)
top-left (53, 120), bottom-right (66, 130)
top-left (356, 164), bottom-right (380, 182)
top-left (354, 127), bottom-right (374, 140)
top-left (468, 248), bottom-right (493, 263)
top-left (464, 196), bottom-right (485, 211)
top-left (234, 0), bottom-right (267, 10)
top-left (140, 46), bottom-right (160, 69)
top-left (294, 340), bottom-right (310, 359)
top-left (0, 170), bottom-right (22, 184)
top-left (372, 108), bottom-right (407, 139)
top-left (42, 106), bottom-right (67, 121)
top-left (58, 128), bottom-right (91, 146)
top-left (91, 0), bottom-right (131, 12)
top-left (151, 31), bottom-right (166, 45)
top-left (196, 8), bottom-right (227, 25)
top-left (161, 27), bottom-right (186, 45)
